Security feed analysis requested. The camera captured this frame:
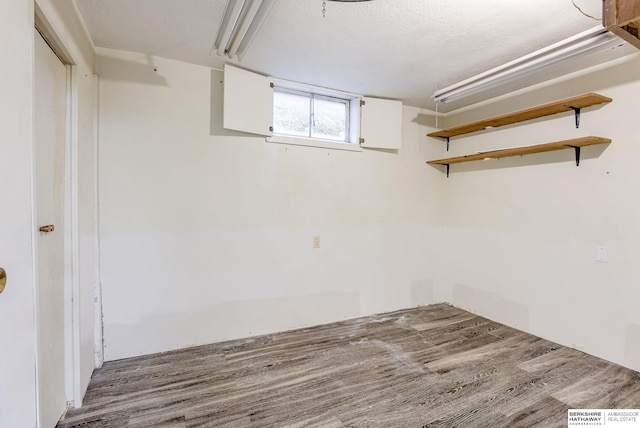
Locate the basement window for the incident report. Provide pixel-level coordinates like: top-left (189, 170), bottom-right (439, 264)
top-left (274, 88), bottom-right (349, 142)
top-left (269, 83), bottom-right (362, 151)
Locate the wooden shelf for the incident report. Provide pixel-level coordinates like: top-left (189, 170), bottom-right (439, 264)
top-left (427, 136), bottom-right (611, 175)
top-left (427, 93), bottom-right (612, 141)
top-left (604, 0), bottom-right (640, 50)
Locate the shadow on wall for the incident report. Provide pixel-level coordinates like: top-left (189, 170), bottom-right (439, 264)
top-left (624, 324), bottom-right (640, 371)
top-left (453, 283), bottom-right (530, 331)
top-left (435, 99), bottom-right (610, 133)
top-left (427, 143), bottom-right (611, 176)
top-left (412, 113), bottom-right (440, 128)
top-left (362, 147), bottom-right (399, 155)
top-left (97, 54), bottom-right (168, 86)
top-left (528, 54), bottom-right (640, 108)
top-left (411, 280), bottom-right (435, 306)
top-left (103, 290), bottom-right (362, 360)
top-left (449, 53), bottom-right (640, 124)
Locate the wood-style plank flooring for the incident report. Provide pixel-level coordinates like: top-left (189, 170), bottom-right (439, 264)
top-left (57, 304), bottom-right (640, 427)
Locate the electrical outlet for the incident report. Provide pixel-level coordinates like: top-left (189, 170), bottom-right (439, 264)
top-left (313, 236), bottom-right (320, 249)
top-left (596, 246), bottom-right (608, 263)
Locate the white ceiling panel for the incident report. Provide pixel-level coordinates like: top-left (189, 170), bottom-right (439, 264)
top-left (75, 0), bottom-right (634, 112)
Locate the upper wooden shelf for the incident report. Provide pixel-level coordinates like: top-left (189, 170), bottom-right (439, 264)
top-left (427, 136), bottom-right (611, 172)
top-left (427, 93), bottom-right (612, 140)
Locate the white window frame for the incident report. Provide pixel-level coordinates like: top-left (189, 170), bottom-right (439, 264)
top-left (268, 79), bottom-right (362, 152)
top-left (272, 87), bottom-right (351, 143)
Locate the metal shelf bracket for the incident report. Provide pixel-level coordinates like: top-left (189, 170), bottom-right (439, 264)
top-left (569, 106), bottom-right (581, 128)
top-left (569, 145), bottom-right (581, 166)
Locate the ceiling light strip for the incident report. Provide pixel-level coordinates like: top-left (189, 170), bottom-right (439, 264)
top-left (433, 26), bottom-right (624, 103)
top-left (213, 0), bottom-right (276, 61)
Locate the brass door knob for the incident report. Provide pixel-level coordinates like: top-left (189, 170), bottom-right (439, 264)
top-left (0, 268), bottom-right (6, 294)
top-left (39, 224), bottom-right (55, 233)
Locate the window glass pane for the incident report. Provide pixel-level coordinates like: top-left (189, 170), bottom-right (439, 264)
top-left (311, 97), bottom-right (347, 141)
top-left (273, 91), bottom-right (310, 137)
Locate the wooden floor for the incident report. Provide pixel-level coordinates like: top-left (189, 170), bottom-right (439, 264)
top-left (57, 304), bottom-right (640, 427)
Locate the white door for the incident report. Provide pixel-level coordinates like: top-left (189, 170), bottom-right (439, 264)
top-left (34, 29), bottom-right (68, 428)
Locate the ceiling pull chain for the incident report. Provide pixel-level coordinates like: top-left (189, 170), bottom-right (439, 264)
top-left (322, 0), bottom-right (327, 17)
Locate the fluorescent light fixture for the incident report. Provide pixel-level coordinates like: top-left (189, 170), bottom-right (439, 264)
top-left (213, 0), bottom-right (276, 61)
top-left (433, 26), bottom-right (625, 103)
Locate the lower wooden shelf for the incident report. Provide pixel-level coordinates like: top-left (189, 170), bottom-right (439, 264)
top-left (427, 136), bottom-right (611, 176)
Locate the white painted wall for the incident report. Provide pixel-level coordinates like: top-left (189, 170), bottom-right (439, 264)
top-left (438, 53), bottom-right (640, 372)
top-left (0, 1), bottom-right (38, 426)
top-left (96, 45), bottom-right (640, 375)
top-left (96, 48), bottom-right (445, 361)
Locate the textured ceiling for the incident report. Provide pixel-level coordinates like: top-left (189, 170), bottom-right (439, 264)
top-left (75, 0), bottom-right (634, 112)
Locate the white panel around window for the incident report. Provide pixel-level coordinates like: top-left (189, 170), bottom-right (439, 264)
top-left (223, 64), bottom-right (273, 136)
top-left (360, 97), bottom-right (402, 150)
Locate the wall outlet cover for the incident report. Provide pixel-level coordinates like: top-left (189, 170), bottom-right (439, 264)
top-left (596, 246), bottom-right (608, 263)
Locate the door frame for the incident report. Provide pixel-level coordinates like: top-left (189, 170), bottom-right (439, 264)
top-left (34, 3), bottom-right (91, 411)
top-left (33, 26), bottom-right (71, 426)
